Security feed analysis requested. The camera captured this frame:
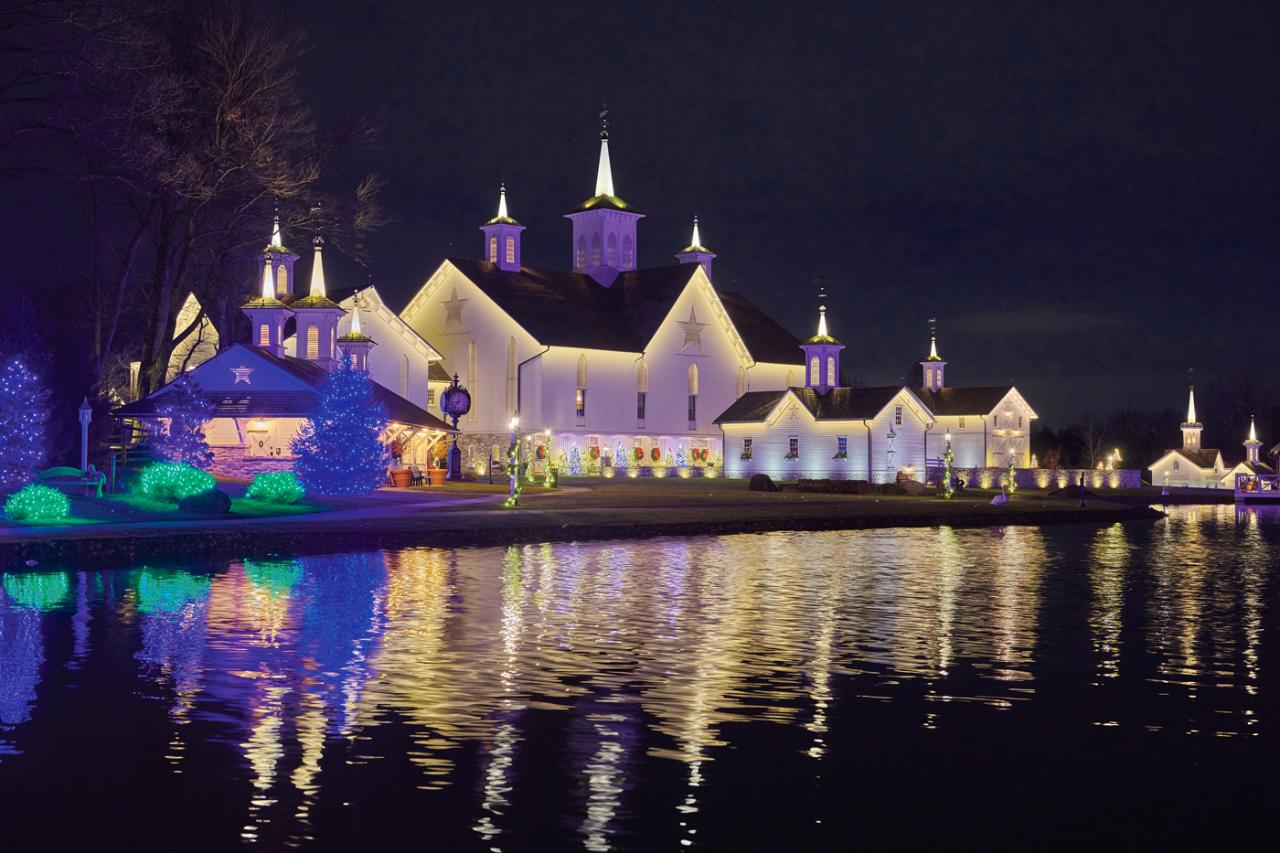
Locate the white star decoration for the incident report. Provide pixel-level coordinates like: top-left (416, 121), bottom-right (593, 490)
top-left (231, 364), bottom-right (254, 384)
top-left (678, 307), bottom-right (706, 353)
top-left (442, 285), bottom-right (468, 334)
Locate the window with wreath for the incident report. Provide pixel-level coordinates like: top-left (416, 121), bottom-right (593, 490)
top-left (786, 436), bottom-right (799, 459)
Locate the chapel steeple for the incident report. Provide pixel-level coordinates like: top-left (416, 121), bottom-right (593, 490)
top-left (337, 294), bottom-right (376, 372)
top-left (480, 183), bottom-right (525, 272)
top-left (291, 235), bottom-right (345, 370)
top-left (1181, 385), bottom-right (1203, 452)
top-left (800, 286), bottom-right (843, 394)
top-left (565, 109), bottom-right (645, 287)
top-left (920, 318), bottom-right (947, 393)
top-left (675, 215), bottom-right (717, 280)
top-left (1245, 416), bottom-right (1261, 465)
top-left (262, 208), bottom-right (300, 299)
top-left (242, 261), bottom-right (293, 358)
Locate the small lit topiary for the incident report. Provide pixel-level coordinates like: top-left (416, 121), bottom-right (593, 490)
top-left (139, 462), bottom-right (216, 503)
top-left (245, 471), bottom-right (305, 505)
top-left (4, 483), bottom-right (70, 522)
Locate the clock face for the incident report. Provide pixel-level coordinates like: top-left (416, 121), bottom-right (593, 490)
top-left (440, 384), bottom-right (472, 419)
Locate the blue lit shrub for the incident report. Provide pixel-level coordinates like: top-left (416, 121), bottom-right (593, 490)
top-left (245, 471), bottom-right (305, 505)
top-left (4, 483), bottom-right (70, 522)
top-left (138, 462), bottom-right (215, 503)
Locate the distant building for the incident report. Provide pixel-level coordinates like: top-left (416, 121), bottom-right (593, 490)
top-left (1147, 387), bottom-right (1228, 488)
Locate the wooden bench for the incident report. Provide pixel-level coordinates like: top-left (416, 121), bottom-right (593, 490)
top-left (38, 466), bottom-right (106, 499)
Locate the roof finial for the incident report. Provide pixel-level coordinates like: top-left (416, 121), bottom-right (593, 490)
top-left (594, 105), bottom-right (614, 198)
top-left (928, 317), bottom-right (940, 360)
top-left (309, 235), bottom-right (326, 298)
top-left (497, 182), bottom-right (508, 220)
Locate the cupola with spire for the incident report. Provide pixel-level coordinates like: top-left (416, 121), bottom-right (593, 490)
top-left (337, 294), bottom-right (376, 372)
top-left (1181, 384), bottom-right (1203, 452)
top-left (920, 318), bottom-right (947, 392)
top-left (291, 235), bottom-right (345, 370)
top-left (675, 215), bottom-right (716, 280)
top-left (1244, 416), bottom-right (1262, 465)
top-left (480, 183), bottom-right (525, 272)
top-left (242, 261), bottom-right (293, 358)
top-left (799, 286), bottom-right (844, 394)
top-left (262, 208), bottom-right (300, 299)
top-left (564, 109), bottom-right (645, 286)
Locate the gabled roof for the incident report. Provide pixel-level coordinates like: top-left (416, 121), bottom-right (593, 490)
top-left (429, 362), bottom-right (452, 382)
top-left (443, 258), bottom-right (804, 363)
top-left (916, 386), bottom-right (1021, 416)
top-left (1150, 447), bottom-right (1224, 470)
top-left (715, 385), bottom-right (929, 424)
top-left (114, 347), bottom-right (453, 431)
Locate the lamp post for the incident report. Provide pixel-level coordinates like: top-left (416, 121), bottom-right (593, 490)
top-left (438, 374), bottom-right (472, 482)
top-left (504, 416), bottom-right (522, 507)
top-left (78, 397), bottom-right (92, 473)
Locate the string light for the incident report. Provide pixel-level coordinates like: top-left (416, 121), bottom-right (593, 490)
top-left (245, 471), bottom-right (305, 505)
top-left (4, 483), bottom-right (69, 522)
top-left (0, 356), bottom-right (51, 489)
top-left (291, 361), bottom-right (390, 495)
top-left (139, 462), bottom-right (216, 502)
top-left (153, 374), bottom-right (214, 468)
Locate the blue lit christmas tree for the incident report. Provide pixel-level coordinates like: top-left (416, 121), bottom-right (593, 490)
top-left (0, 355), bottom-right (50, 489)
top-left (292, 361), bottom-right (389, 495)
top-left (153, 374), bottom-right (214, 469)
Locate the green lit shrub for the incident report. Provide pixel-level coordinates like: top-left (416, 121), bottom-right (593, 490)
top-left (245, 471), bottom-right (305, 505)
top-left (138, 462), bottom-right (215, 503)
top-left (4, 483), bottom-right (70, 522)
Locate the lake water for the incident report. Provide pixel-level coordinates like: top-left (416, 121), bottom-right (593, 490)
top-left (1, 505), bottom-right (1277, 850)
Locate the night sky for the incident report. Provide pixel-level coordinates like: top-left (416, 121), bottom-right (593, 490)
top-left (13, 1), bottom-right (1280, 425)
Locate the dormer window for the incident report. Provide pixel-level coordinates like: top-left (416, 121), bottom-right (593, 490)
top-left (488, 237), bottom-right (498, 263)
top-left (505, 237), bottom-right (515, 265)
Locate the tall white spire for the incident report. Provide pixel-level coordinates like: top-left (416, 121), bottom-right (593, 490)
top-left (497, 183), bottom-right (509, 220)
top-left (1249, 416), bottom-right (1258, 442)
top-left (594, 136), bottom-right (614, 197)
top-left (690, 216), bottom-right (702, 249)
top-left (929, 334), bottom-right (939, 360)
top-left (261, 262), bottom-right (274, 300)
top-left (270, 213), bottom-right (283, 249)
top-left (817, 305), bottom-right (829, 339)
top-left (350, 299), bottom-right (362, 336)
top-left (1186, 386), bottom-right (1198, 424)
top-left (309, 236), bottom-right (326, 297)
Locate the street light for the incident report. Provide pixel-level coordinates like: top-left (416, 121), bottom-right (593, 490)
top-left (78, 397), bottom-right (92, 473)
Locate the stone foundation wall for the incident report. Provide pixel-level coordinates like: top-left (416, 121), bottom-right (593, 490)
top-left (209, 446), bottom-right (297, 481)
top-left (928, 466), bottom-right (1142, 490)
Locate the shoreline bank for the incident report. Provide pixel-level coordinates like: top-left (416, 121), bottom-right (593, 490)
top-left (1, 490), bottom-right (1163, 568)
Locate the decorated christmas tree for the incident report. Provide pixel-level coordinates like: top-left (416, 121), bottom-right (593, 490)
top-left (153, 375), bottom-right (214, 469)
top-left (568, 446), bottom-right (583, 476)
top-left (0, 355), bottom-right (50, 488)
top-left (292, 362), bottom-right (389, 495)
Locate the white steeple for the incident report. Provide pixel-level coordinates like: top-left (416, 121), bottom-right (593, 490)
top-left (497, 183), bottom-right (509, 220)
top-left (817, 305), bottom-right (829, 339)
top-left (1181, 385), bottom-right (1203, 452)
top-left (350, 299), bottom-right (362, 336)
top-left (270, 213), bottom-right (283, 249)
top-left (261, 262), bottom-right (274, 300)
top-left (1186, 386), bottom-right (1198, 424)
top-left (594, 135), bottom-right (614, 198)
top-left (309, 236), bottom-right (326, 298)
top-left (920, 318), bottom-right (946, 393)
top-left (929, 334), bottom-right (939, 360)
top-left (690, 216), bottom-right (702, 249)
top-left (1250, 416), bottom-right (1258, 443)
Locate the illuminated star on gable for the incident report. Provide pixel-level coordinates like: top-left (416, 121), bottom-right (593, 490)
top-left (678, 307), bottom-right (706, 353)
top-left (231, 364), bottom-right (254, 384)
top-left (442, 285), bottom-right (468, 334)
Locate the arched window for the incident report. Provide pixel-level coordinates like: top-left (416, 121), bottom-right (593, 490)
top-left (826, 356), bottom-right (836, 385)
top-left (688, 363), bottom-right (699, 424)
top-left (590, 233), bottom-right (601, 267)
top-left (688, 362), bottom-right (699, 395)
top-left (505, 237), bottom-right (515, 265)
top-left (576, 236), bottom-right (586, 269)
top-left (275, 264), bottom-right (288, 296)
top-left (576, 353), bottom-right (588, 419)
top-left (736, 366), bottom-right (746, 398)
top-left (622, 235), bottom-right (634, 268)
top-left (467, 340), bottom-right (478, 422)
top-left (506, 337), bottom-right (517, 416)
top-left (810, 357), bottom-right (819, 384)
top-left (399, 354), bottom-right (409, 398)
top-left (577, 353), bottom-right (588, 388)
top-left (636, 359), bottom-right (648, 422)
top-left (306, 326), bottom-right (319, 360)
top-left (606, 233), bottom-right (618, 266)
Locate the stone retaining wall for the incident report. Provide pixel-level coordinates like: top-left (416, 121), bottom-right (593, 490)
top-left (929, 466), bottom-right (1142, 490)
top-left (209, 447), bottom-right (296, 481)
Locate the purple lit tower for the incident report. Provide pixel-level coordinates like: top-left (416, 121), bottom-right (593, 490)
top-left (242, 260), bottom-right (293, 358)
top-left (291, 236), bottom-right (345, 370)
top-left (262, 212), bottom-right (300, 298)
top-left (564, 113), bottom-right (644, 286)
top-left (920, 318), bottom-right (946, 392)
top-left (800, 288), bottom-right (843, 394)
top-left (675, 216), bottom-right (716, 280)
top-left (337, 297), bottom-right (376, 372)
top-left (480, 184), bottom-right (525, 272)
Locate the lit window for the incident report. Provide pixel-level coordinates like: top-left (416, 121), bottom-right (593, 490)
top-left (488, 236), bottom-right (498, 263)
top-left (959, 417), bottom-right (966, 429)
top-left (576, 388), bottom-right (586, 418)
top-left (926, 367), bottom-right (933, 386)
top-left (788, 436), bottom-right (799, 458)
top-left (810, 356), bottom-right (819, 383)
top-left (827, 356), bottom-right (836, 384)
top-left (259, 324), bottom-right (270, 347)
top-left (577, 354), bottom-right (588, 388)
top-left (837, 435), bottom-right (847, 456)
top-left (306, 326), bottom-right (319, 359)
top-left (1173, 460), bottom-right (1180, 471)
top-left (688, 395), bottom-right (697, 423)
top-left (637, 391), bottom-right (646, 421)
top-left (428, 389), bottom-right (436, 406)
top-left (742, 437), bottom-right (753, 459)
top-left (275, 265), bottom-right (288, 296)
top-left (505, 236), bottom-right (515, 264)
top-left (895, 406), bottom-right (903, 426)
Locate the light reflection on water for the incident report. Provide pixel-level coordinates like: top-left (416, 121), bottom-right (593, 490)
top-left (0, 503), bottom-right (1277, 849)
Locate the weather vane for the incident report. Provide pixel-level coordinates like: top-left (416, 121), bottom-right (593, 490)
top-left (599, 103), bottom-right (609, 138)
